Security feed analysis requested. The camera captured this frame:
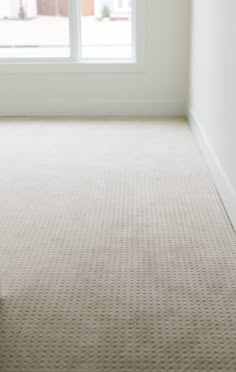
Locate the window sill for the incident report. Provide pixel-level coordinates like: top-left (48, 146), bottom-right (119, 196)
top-left (0, 59), bottom-right (145, 74)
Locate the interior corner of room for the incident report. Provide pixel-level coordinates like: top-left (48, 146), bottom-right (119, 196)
top-left (0, 1), bottom-right (236, 370)
top-left (0, 0), bottom-right (235, 230)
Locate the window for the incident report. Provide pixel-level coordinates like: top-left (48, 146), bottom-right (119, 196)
top-left (0, 0), bottom-right (146, 72)
top-left (81, 0), bottom-right (132, 60)
top-left (0, 1), bottom-right (70, 59)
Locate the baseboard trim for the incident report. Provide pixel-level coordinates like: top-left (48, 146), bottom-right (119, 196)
top-left (189, 110), bottom-right (236, 231)
top-left (0, 100), bottom-right (187, 117)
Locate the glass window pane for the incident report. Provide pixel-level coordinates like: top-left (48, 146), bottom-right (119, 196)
top-left (0, 0), bottom-right (70, 59)
top-left (81, 0), bottom-right (133, 60)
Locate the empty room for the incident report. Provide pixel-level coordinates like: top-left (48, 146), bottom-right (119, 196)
top-left (0, 0), bottom-right (236, 371)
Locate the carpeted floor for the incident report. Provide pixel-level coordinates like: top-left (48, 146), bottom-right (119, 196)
top-left (0, 118), bottom-right (236, 372)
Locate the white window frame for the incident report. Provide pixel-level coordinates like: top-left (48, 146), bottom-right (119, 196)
top-left (0, 0), bottom-right (146, 74)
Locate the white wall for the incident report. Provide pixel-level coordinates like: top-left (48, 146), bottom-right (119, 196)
top-left (190, 0), bottom-right (236, 229)
top-left (0, 0), bottom-right (190, 116)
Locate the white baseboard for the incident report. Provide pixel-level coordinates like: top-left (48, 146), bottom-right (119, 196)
top-left (0, 100), bottom-right (186, 117)
top-left (189, 110), bottom-right (236, 231)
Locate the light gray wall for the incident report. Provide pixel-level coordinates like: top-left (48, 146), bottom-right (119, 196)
top-left (0, 0), bottom-right (190, 116)
top-left (190, 0), bottom-right (236, 227)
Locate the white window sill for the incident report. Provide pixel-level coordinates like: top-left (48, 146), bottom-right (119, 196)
top-left (0, 59), bottom-right (145, 74)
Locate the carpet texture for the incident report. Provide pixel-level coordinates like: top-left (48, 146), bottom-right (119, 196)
top-left (0, 118), bottom-right (236, 372)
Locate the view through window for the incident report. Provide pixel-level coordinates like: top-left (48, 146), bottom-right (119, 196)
top-left (0, 0), bottom-right (133, 60)
top-left (0, 0), bottom-right (70, 58)
top-left (81, 0), bottom-right (132, 59)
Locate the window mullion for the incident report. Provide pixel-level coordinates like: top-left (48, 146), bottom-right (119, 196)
top-left (69, 0), bottom-right (81, 61)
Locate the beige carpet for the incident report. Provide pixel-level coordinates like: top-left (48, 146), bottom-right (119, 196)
top-left (0, 118), bottom-right (236, 372)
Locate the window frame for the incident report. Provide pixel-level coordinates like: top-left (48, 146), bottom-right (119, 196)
top-left (0, 0), bottom-right (146, 73)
